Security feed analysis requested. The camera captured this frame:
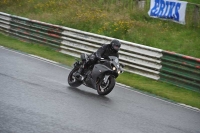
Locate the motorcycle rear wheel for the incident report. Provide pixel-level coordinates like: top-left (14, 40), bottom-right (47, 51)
top-left (97, 76), bottom-right (115, 96)
top-left (68, 68), bottom-right (82, 87)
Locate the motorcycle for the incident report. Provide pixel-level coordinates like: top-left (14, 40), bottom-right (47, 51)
top-left (68, 54), bottom-right (124, 95)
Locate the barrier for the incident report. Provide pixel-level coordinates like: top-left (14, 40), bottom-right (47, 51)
top-left (161, 51), bottom-right (200, 92)
top-left (0, 12), bottom-right (199, 92)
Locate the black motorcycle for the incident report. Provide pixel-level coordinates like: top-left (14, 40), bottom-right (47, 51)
top-left (68, 54), bottom-right (124, 95)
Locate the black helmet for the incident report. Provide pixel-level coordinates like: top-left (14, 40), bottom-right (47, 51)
top-left (110, 39), bottom-right (121, 52)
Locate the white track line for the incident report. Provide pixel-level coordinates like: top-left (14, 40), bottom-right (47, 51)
top-left (29, 54), bottom-right (59, 64)
top-left (116, 83), bottom-right (200, 113)
top-left (1, 46), bottom-right (200, 113)
top-left (0, 46), bottom-right (71, 71)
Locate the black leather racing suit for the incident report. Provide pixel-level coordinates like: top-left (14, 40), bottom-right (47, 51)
top-left (77, 44), bottom-right (119, 76)
top-left (87, 44), bottom-right (119, 66)
top-left (95, 44), bottom-right (119, 60)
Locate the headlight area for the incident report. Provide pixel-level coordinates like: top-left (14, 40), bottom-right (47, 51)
top-left (118, 70), bottom-right (121, 74)
top-left (111, 63), bottom-right (116, 71)
top-left (111, 64), bottom-right (122, 75)
top-left (113, 67), bottom-right (122, 74)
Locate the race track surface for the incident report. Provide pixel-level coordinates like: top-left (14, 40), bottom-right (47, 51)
top-left (0, 46), bottom-right (199, 133)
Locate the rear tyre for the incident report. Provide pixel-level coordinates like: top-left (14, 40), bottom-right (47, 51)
top-left (68, 68), bottom-right (82, 87)
top-left (97, 76), bottom-right (115, 96)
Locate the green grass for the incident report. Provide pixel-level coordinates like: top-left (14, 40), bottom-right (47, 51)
top-left (0, 33), bottom-right (75, 66)
top-left (0, 0), bottom-right (200, 58)
top-left (117, 72), bottom-right (200, 108)
top-left (1, 32), bottom-right (200, 109)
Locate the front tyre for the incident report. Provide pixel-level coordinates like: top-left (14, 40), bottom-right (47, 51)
top-left (97, 76), bottom-right (115, 96)
top-left (68, 68), bottom-right (82, 87)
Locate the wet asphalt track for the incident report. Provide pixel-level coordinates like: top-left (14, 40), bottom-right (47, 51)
top-left (0, 46), bottom-right (200, 133)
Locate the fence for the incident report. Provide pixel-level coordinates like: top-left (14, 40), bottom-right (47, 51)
top-left (0, 12), bottom-right (199, 92)
top-left (161, 51), bottom-right (200, 92)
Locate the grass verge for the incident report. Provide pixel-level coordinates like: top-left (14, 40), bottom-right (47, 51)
top-left (1, 0), bottom-right (200, 58)
top-left (0, 33), bottom-right (200, 109)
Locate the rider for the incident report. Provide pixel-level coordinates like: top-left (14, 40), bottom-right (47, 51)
top-left (75, 39), bottom-right (121, 81)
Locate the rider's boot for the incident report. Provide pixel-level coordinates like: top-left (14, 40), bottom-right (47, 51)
top-left (74, 64), bottom-right (85, 81)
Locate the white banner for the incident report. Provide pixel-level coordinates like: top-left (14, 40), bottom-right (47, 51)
top-left (148, 0), bottom-right (188, 24)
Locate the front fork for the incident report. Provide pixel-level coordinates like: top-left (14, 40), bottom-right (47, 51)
top-left (103, 75), bottom-right (110, 84)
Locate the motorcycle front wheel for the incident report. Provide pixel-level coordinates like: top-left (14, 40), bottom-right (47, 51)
top-left (68, 67), bottom-right (82, 87)
top-left (97, 76), bottom-right (115, 96)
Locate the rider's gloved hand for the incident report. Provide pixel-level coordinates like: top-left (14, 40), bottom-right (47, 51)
top-left (96, 56), bottom-right (102, 60)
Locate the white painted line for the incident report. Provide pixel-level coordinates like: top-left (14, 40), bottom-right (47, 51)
top-left (116, 83), bottom-right (131, 88)
top-left (117, 84), bottom-right (200, 113)
top-left (1, 46), bottom-right (200, 113)
top-left (0, 46), bottom-right (71, 71)
top-left (178, 103), bottom-right (200, 112)
top-left (29, 54), bottom-right (59, 64)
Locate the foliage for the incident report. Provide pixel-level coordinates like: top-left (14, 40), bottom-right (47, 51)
top-left (1, 0), bottom-right (200, 58)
